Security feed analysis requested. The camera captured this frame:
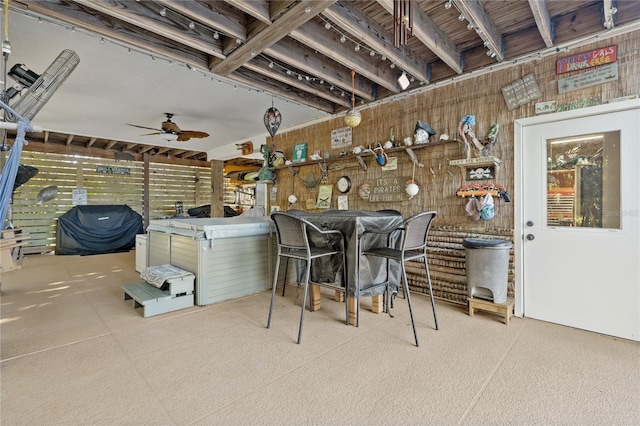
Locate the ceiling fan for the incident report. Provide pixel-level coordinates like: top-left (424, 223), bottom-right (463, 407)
top-left (127, 113), bottom-right (209, 142)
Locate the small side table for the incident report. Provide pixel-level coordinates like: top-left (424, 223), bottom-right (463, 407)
top-left (467, 297), bottom-right (515, 325)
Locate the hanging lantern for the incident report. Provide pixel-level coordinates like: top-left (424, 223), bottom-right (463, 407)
top-left (263, 105), bottom-right (281, 137)
top-left (344, 70), bottom-right (361, 128)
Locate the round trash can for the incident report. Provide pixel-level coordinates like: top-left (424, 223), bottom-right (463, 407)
top-left (463, 238), bottom-right (512, 304)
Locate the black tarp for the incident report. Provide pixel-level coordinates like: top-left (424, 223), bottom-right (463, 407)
top-left (14, 165), bottom-right (39, 190)
top-left (56, 205), bottom-right (143, 255)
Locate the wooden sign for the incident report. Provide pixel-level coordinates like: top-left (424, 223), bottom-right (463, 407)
top-left (501, 73), bottom-right (541, 110)
top-left (331, 127), bottom-right (352, 149)
top-left (558, 62), bottom-right (618, 94)
top-left (316, 184), bottom-right (333, 209)
top-left (556, 45), bottom-right (617, 74)
top-left (292, 143), bottom-right (307, 163)
top-left (96, 165), bottom-right (130, 174)
top-left (358, 176), bottom-right (412, 202)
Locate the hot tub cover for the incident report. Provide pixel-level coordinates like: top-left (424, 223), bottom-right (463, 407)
top-left (56, 205), bottom-right (143, 255)
top-left (147, 216), bottom-right (273, 240)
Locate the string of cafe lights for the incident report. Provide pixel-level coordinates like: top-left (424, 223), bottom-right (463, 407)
top-left (362, 18), bottom-right (640, 112)
top-left (443, 0), bottom-right (499, 60)
top-left (259, 54), bottom-right (362, 104)
top-left (150, 1), bottom-right (363, 108)
top-left (315, 13), bottom-right (419, 86)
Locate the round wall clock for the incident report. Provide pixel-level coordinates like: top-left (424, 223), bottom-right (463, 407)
top-left (336, 176), bottom-right (352, 193)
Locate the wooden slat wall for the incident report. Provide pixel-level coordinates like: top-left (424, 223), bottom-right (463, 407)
top-left (7, 151), bottom-right (212, 252)
top-left (148, 163), bottom-right (212, 220)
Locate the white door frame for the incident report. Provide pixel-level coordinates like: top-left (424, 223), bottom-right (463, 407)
top-left (513, 98), bottom-right (640, 318)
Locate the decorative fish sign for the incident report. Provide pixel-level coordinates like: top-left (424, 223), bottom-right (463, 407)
top-left (263, 106), bottom-right (281, 137)
top-left (36, 185), bottom-right (58, 204)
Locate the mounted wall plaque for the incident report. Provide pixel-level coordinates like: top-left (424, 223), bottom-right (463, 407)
top-left (358, 176), bottom-right (412, 202)
top-left (501, 73), bottom-right (541, 110)
top-left (558, 62), bottom-right (618, 94)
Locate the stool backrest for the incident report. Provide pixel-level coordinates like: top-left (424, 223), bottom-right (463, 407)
top-left (402, 211), bottom-right (437, 252)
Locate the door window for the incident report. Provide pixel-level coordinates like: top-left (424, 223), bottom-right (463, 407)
top-left (546, 131), bottom-right (620, 229)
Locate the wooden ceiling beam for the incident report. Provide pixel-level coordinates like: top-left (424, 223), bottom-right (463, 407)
top-left (376, 0), bottom-right (463, 75)
top-left (452, 0), bottom-right (504, 61)
top-left (265, 37), bottom-right (374, 101)
top-left (156, 147), bottom-right (173, 155)
top-left (156, 0), bottom-right (247, 41)
top-left (244, 57), bottom-right (353, 108)
top-left (230, 68), bottom-right (337, 114)
top-left (223, 0), bottom-right (272, 24)
top-left (75, 0), bottom-right (225, 59)
top-left (528, 0), bottom-right (555, 48)
top-left (137, 145), bottom-right (155, 154)
top-left (23, 1), bottom-right (208, 69)
top-left (211, 0), bottom-right (337, 76)
top-left (290, 19), bottom-right (400, 93)
top-left (323, 1), bottom-right (429, 84)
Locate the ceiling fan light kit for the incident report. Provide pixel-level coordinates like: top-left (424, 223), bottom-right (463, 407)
top-left (160, 133), bottom-right (178, 142)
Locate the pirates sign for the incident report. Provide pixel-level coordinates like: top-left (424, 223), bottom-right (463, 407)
top-left (358, 176), bottom-right (413, 202)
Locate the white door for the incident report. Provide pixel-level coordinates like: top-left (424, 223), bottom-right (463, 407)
top-left (515, 100), bottom-right (640, 341)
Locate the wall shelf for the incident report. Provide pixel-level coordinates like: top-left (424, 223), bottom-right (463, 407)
top-left (276, 140), bottom-right (457, 172)
top-left (448, 156), bottom-right (501, 168)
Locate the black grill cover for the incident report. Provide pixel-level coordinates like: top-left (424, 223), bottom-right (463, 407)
top-left (56, 205), bottom-right (143, 255)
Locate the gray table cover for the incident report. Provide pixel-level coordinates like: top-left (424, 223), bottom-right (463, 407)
top-left (291, 210), bottom-right (403, 298)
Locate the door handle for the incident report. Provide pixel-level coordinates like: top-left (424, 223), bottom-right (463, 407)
top-left (526, 234), bottom-right (535, 241)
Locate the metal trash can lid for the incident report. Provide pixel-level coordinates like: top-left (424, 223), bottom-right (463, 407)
top-left (462, 238), bottom-right (512, 249)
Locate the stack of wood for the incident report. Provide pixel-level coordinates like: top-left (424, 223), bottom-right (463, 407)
top-left (1, 229), bottom-right (30, 273)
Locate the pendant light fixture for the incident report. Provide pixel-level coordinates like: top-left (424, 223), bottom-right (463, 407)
top-left (344, 70), bottom-right (361, 128)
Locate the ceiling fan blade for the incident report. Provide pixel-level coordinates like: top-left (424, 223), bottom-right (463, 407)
top-left (141, 131), bottom-right (162, 136)
top-left (181, 130), bottom-right (209, 139)
top-left (127, 123), bottom-right (163, 132)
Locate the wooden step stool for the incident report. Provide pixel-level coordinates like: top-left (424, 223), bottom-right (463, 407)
top-left (467, 297), bottom-right (515, 325)
top-left (123, 269), bottom-right (195, 317)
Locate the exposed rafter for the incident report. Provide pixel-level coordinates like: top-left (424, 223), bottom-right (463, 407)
top-left (452, 0), bottom-right (504, 61)
top-left (528, 0), bottom-right (555, 48)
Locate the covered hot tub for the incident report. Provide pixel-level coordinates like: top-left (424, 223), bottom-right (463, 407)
top-left (146, 216), bottom-right (275, 306)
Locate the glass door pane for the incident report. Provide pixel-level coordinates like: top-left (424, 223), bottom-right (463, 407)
top-left (546, 131), bottom-right (620, 229)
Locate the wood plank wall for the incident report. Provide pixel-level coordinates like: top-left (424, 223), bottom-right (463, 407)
top-left (8, 151), bottom-right (212, 252)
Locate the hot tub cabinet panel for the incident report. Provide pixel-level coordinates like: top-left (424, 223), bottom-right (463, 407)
top-left (146, 217), bottom-right (275, 306)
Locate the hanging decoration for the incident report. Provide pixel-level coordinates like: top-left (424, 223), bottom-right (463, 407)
top-left (405, 160), bottom-right (420, 199)
top-left (344, 70), bottom-right (361, 127)
top-left (394, 0), bottom-right (414, 48)
top-left (263, 102), bottom-right (282, 138)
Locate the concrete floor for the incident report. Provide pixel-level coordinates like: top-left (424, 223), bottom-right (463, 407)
top-left (1, 251), bottom-right (639, 425)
